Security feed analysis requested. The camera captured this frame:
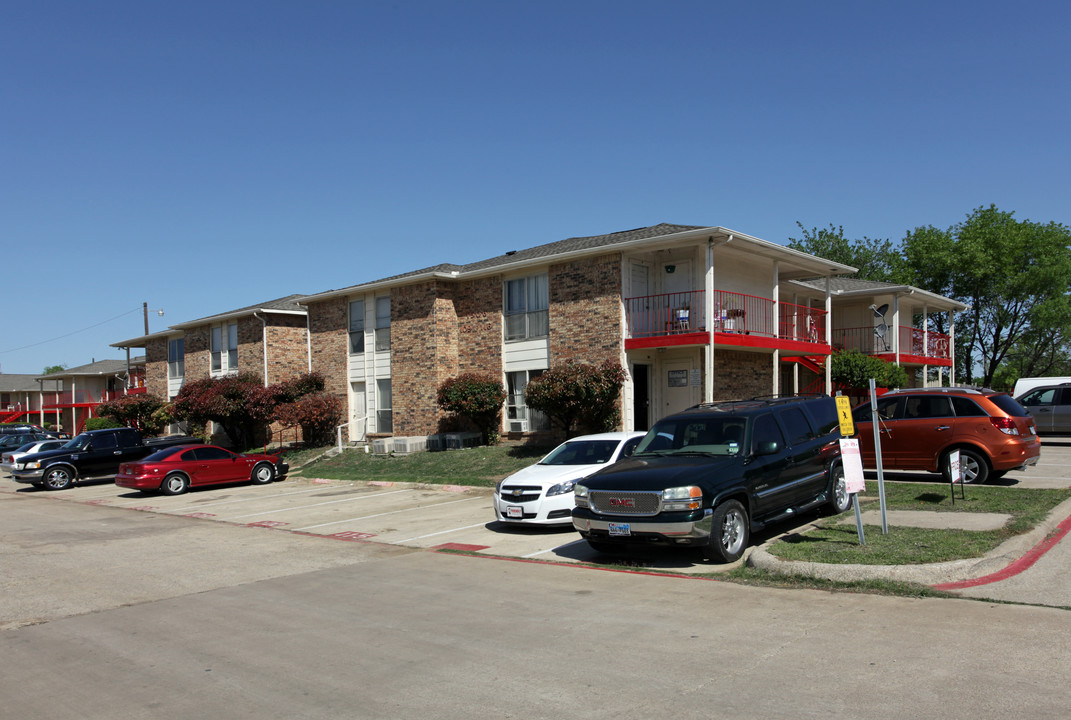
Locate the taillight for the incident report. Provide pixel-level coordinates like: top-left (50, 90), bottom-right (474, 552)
top-left (989, 417), bottom-right (1020, 436)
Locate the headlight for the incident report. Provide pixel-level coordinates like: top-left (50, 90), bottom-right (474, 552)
top-left (547, 479), bottom-right (576, 497)
top-left (574, 484), bottom-right (590, 508)
top-left (662, 485), bottom-right (702, 511)
top-left (494, 480), bottom-right (503, 496)
top-left (25, 461), bottom-right (40, 470)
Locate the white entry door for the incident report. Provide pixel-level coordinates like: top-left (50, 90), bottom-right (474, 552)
top-left (350, 382), bottom-right (367, 441)
top-left (663, 360), bottom-right (694, 417)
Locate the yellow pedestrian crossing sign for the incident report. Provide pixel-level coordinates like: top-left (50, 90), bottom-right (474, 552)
top-left (835, 395), bottom-right (854, 436)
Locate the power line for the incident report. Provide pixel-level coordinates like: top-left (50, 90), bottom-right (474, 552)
top-left (0, 307), bottom-right (144, 355)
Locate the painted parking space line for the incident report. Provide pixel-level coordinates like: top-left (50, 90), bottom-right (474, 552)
top-left (391, 521), bottom-right (489, 544)
top-left (227, 488), bottom-right (415, 520)
top-left (294, 496), bottom-right (481, 531)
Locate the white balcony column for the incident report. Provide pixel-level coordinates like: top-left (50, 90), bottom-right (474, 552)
top-left (771, 261), bottom-right (780, 396)
top-left (825, 277), bottom-right (832, 395)
top-left (923, 306), bottom-right (930, 387)
top-left (704, 240), bottom-right (715, 404)
top-left (949, 312), bottom-right (957, 386)
top-left (892, 296), bottom-right (901, 365)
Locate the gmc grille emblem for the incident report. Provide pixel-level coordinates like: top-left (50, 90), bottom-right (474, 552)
top-left (609, 498), bottom-right (635, 507)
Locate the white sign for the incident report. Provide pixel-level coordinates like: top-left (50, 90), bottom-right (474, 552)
top-left (839, 438), bottom-right (866, 494)
top-left (948, 449), bottom-right (962, 484)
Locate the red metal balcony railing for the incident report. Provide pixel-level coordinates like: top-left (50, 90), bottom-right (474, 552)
top-left (625, 289), bottom-right (827, 343)
top-left (831, 326), bottom-right (951, 360)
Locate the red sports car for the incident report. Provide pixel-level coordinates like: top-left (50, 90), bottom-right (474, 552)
top-left (115, 444), bottom-right (289, 495)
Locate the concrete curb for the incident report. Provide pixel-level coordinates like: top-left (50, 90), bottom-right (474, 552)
top-left (746, 496), bottom-right (1071, 586)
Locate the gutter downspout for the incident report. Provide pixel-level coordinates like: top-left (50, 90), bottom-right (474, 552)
top-left (705, 234), bottom-right (733, 403)
top-left (253, 312), bottom-right (269, 387)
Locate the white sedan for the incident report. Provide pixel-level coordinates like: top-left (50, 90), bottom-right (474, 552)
top-left (1, 438), bottom-right (69, 477)
top-left (493, 432), bottom-right (646, 526)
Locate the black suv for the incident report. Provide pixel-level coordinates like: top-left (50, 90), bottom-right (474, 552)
top-left (572, 396), bottom-right (847, 562)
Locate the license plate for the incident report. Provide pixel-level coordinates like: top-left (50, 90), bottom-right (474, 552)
top-left (507, 506), bottom-right (523, 518)
top-left (608, 522), bottom-right (631, 536)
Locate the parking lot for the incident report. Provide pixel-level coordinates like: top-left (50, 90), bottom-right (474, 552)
top-left (3, 439), bottom-right (1070, 577)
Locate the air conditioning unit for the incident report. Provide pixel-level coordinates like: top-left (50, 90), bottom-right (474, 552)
top-left (509, 420), bottom-right (527, 433)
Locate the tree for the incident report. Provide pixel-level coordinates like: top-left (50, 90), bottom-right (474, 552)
top-left (830, 350), bottom-right (908, 391)
top-left (436, 374), bottom-right (508, 445)
top-left (169, 373), bottom-right (276, 448)
top-left (523, 360), bottom-right (627, 437)
top-left (275, 392), bottom-right (344, 447)
top-left (788, 223), bottom-right (906, 282)
top-left (42, 365), bottom-right (66, 375)
top-left (96, 393), bottom-right (167, 435)
top-left (903, 206), bottom-right (1071, 386)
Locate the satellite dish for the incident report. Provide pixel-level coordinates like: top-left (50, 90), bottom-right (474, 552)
top-left (874, 322), bottom-right (890, 351)
top-left (872, 303), bottom-right (890, 319)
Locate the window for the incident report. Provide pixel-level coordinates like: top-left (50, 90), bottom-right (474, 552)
top-left (211, 323), bottom-right (238, 372)
top-left (752, 413), bottom-right (786, 452)
top-left (349, 299), bottom-right (365, 354)
top-left (168, 338), bottom-right (185, 378)
top-left (504, 274), bottom-right (549, 341)
top-left (904, 395), bottom-right (953, 419)
top-left (778, 407), bottom-right (815, 446)
top-left (375, 297), bottom-right (391, 352)
top-left (376, 379), bottom-right (392, 432)
top-left (507, 370), bottom-right (550, 431)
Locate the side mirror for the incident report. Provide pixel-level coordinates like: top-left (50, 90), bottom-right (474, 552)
top-left (754, 440), bottom-right (780, 456)
top-left (83, 443), bottom-right (93, 452)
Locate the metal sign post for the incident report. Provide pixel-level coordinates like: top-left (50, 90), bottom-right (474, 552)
top-left (869, 379), bottom-right (889, 535)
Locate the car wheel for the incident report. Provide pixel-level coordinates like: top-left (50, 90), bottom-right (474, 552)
top-left (251, 463), bottom-right (275, 484)
top-left (160, 473), bottom-right (190, 496)
top-left (942, 448), bottom-right (990, 484)
top-left (826, 464), bottom-right (852, 514)
top-left (586, 539), bottom-right (625, 555)
top-left (43, 467), bottom-right (74, 491)
top-left (703, 499), bottom-right (749, 563)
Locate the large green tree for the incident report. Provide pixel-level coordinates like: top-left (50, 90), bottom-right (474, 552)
top-left (787, 222), bottom-right (906, 282)
top-left (901, 205), bottom-right (1071, 387)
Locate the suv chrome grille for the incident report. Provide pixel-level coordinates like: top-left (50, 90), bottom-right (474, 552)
top-left (589, 490), bottom-right (661, 516)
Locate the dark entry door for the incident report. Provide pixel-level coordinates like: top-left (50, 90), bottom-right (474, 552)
top-left (633, 364), bottom-right (650, 431)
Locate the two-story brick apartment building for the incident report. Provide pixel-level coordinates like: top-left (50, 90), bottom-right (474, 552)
top-left (108, 225), bottom-right (962, 446)
top-left (301, 223), bottom-right (940, 443)
top-left (112, 295), bottom-right (310, 402)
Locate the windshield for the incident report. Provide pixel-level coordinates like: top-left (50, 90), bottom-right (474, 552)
top-left (540, 440), bottom-right (621, 466)
top-left (62, 434), bottom-right (93, 451)
top-left (636, 417), bottom-right (747, 456)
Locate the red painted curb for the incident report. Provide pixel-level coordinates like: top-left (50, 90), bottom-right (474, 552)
top-left (933, 514), bottom-right (1071, 591)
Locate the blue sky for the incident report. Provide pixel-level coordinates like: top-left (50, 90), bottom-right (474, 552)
top-left (2, 1), bottom-right (1068, 374)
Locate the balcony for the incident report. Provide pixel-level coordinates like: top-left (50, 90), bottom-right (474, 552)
top-left (625, 290), bottom-right (828, 353)
top-left (832, 326), bottom-right (952, 366)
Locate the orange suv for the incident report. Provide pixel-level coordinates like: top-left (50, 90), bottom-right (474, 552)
top-left (851, 387), bottom-right (1040, 483)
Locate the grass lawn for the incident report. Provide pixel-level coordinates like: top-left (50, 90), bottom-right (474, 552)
top-left (291, 443), bottom-right (551, 487)
top-left (767, 480), bottom-right (1071, 565)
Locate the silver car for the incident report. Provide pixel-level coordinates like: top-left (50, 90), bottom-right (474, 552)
top-left (1, 439), bottom-right (69, 476)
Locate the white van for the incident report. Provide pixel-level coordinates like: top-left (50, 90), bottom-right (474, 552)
top-left (1013, 377), bottom-right (1071, 399)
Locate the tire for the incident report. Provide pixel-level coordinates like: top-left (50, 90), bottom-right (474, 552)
top-left (43, 466), bottom-right (74, 491)
top-left (942, 447), bottom-right (990, 484)
top-left (251, 463), bottom-right (275, 485)
top-left (160, 473), bottom-right (190, 496)
top-left (826, 464), bottom-right (852, 515)
top-left (702, 499), bottom-right (750, 563)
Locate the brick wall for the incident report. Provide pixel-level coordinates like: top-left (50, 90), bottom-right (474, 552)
top-left (392, 281), bottom-right (460, 436)
top-left (712, 350), bottom-right (770, 400)
top-left (308, 297), bottom-right (349, 402)
top-left (265, 315), bottom-right (309, 384)
top-left (145, 338), bottom-right (168, 398)
top-left (455, 277), bottom-right (503, 375)
top-left (548, 253), bottom-right (623, 365)
top-left (183, 327), bottom-right (210, 383)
